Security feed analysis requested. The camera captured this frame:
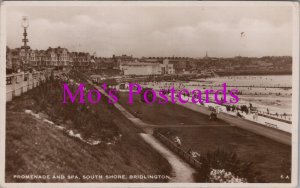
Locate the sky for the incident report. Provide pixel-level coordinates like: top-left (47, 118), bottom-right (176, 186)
top-left (5, 2), bottom-right (294, 58)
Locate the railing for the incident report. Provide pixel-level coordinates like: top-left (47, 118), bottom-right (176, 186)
top-left (6, 71), bottom-right (51, 102)
top-left (153, 131), bottom-right (202, 169)
top-left (258, 111), bottom-right (292, 124)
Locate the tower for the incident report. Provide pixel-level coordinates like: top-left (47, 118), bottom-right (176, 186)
top-left (204, 51), bottom-right (209, 59)
top-left (21, 16), bottom-right (30, 71)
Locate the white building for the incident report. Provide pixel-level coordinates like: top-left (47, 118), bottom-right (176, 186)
top-left (120, 59), bottom-right (175, 76)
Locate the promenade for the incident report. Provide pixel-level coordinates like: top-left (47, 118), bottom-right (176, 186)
top-left (180, 95), bottom-right (291, 133)
top-left (164, 94), bottom-right (291, 145)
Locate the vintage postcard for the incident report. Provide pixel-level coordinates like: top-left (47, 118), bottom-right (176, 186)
top-left (0, 1), bottom-right (299, 188)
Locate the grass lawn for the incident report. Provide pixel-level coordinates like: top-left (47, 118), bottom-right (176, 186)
top-left (118, 92), bottom-right (227, 126)
top-left (157, 126), bottom-right (291, 183)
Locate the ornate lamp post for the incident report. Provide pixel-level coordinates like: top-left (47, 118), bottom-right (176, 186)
top-left (21, 16), bottom-right (30, 71)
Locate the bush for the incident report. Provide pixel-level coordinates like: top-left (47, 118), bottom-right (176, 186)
top-left (196, 149), bottom-right (264, 183)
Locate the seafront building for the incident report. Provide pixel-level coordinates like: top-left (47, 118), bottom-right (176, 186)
top-left (120, 59), bottom-right (175, 76)
top-left (6, 46), bottom-right (93, 72)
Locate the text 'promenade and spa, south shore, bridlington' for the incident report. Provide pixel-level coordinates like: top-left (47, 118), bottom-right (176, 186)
top-left (0, 1), bottom-right (299, 188)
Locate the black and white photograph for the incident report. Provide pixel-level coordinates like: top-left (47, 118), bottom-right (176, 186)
top-left (0, 1), bottom-right (299, 187)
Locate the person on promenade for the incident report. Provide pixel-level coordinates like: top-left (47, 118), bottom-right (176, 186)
top-left (237, 111), bottom-right (244, 118)
top-left (255, 112), bottom-right (259, 121)
top-left (210, 111), bottom-right (217, 120)
top-left (174, 136), bottom-right (181, 147)
top-left (188, 148), bottom-right (200, 158)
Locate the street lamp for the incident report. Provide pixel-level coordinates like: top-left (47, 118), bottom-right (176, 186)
top-left (22, 16), bottom-right (29, 28)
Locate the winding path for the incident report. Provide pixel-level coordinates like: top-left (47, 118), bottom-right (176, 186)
top-left (140, 133), bottom-right (196, 182)
top-left (88, 81), bottom-right (196, 182)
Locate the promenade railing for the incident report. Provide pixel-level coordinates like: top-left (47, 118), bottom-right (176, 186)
top-left (153, 131), bottom-right (202, 169)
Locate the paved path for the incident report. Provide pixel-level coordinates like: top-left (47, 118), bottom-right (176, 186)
top-left (140, 133), bottom-right (196, 182)
top-left (148, 124), bottom-right (227, 128)
top-left (178, 95), bottom-right (292, 133)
